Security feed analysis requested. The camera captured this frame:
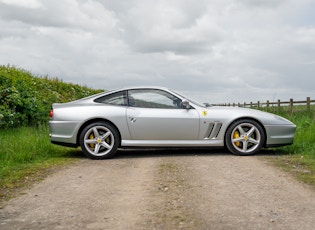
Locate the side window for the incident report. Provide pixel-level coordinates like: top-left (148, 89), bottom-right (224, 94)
top-left (94, 91), bottom-right (127, 106)
top-left (128, 89), bottom-right (182, 109)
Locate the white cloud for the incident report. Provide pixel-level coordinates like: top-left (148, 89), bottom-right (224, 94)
top-left (0, 0), bottom-right (42, 9)
top-left (0, 0), bottom-right (314, 103)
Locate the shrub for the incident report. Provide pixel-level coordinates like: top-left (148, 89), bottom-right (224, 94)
top-left (0, 65), bottom-right (102, 129)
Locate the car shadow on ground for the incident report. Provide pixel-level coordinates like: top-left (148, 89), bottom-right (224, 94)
top-left (65, 147), bottom-right (279, 160)
top-left (116, 147), bottom-right (228, 159)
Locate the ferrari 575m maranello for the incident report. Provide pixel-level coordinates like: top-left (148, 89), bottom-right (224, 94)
top-left (49, 87), bottom-right (296, 159)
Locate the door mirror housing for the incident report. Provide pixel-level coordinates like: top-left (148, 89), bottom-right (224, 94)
top-left (181, 100), bottom-right (191, 109)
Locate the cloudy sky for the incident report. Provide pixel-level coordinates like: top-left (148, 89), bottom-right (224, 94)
top-left (0, 0), bottom-right (314, 104)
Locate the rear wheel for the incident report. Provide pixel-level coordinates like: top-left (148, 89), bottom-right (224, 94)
top-left (80, 122), bottom-right (120, 159)
top-left (225, 119), bottom-right (265, 156)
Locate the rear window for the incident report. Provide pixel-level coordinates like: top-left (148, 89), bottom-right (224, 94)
top-left (94, 91), bottom-right (127, 106)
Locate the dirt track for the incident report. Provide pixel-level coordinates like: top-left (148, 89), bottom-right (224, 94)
top-left (1, 149), bottom-right (315, 229)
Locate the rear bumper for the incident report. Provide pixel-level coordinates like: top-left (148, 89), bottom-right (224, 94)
top-left (49, 120), bottom-right (80, 146)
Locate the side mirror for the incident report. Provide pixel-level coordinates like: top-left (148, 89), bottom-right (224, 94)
top-left (181, 100), bottom-right (191, 109)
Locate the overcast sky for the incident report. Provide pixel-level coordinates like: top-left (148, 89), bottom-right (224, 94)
top-left (0, 0), bottom-right (314, 103)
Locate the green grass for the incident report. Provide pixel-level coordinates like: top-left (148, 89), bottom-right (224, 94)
top-left (262, 106), bottom-right (315, 187)
top-left (0, 125), bottom-right (82, 205)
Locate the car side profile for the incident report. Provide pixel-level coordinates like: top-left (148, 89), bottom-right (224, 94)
top-left (49, 87), bottom-right (296, 159)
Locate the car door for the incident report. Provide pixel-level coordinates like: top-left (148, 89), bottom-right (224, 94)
top-left (126, 89), bottom-right (200, 140)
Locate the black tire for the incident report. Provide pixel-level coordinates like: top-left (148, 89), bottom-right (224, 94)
top-left (79, 122), bottom-right (120, 159)
top-left (225, 119), bottom-right (265, 156)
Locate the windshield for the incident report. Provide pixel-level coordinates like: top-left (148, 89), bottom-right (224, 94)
top-left (170, 90), bottom-right (206, 108)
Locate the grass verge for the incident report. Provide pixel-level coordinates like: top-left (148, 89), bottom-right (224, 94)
top-left (263, 107), bottom-right (315, 188)
top-left (0, 125), bottom-right (82, 207)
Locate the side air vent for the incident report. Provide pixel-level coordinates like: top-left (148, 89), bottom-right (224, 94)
top-left (205, 122), bottom-right (222, 139)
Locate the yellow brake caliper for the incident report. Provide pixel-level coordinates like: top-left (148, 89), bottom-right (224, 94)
top-left (233, 130), bottom-right (240, 147)
top-left (89, 133), bottom-right (95, 149)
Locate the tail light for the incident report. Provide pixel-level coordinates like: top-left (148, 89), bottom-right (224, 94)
top-left (50, 110), bottom-right (54, 118)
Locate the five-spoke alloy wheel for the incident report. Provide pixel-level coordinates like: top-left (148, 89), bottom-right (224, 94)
top-left (80, 122), bottom-right (120, 159)
top-left (225, 119), bottom-right (265, 156)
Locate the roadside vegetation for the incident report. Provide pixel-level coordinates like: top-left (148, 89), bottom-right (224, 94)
top-left (262, 106), bottom-right (315, 187)
top-left (0, 65), bottom-right (102, 204)
top-left (0, 126), bottom-right (82, 204)
top-left (0, 65), bottom-right (314, 205)
top-left (0, 65), bottom-right (102, 129)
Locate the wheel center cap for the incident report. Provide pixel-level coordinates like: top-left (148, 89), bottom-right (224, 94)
top-left (244, 135), bottom-right (249, 141)
top-left (97, 138), bottom-right (102, 143)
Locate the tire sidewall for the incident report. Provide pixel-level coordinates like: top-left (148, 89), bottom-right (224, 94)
top-left (79, 122), bottom-right (120, 159)
top-left (225, 119), bottom-right (265, 156)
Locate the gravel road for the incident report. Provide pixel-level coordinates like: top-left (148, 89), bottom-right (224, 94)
top-left (1, 149), bottom-right (315, 229)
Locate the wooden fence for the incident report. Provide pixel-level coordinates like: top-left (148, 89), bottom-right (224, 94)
top-left (215, 97), bottom-right (315, 114)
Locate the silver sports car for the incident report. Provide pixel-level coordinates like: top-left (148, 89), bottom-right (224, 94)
top-left (49, 86), bottom-right (296, 159)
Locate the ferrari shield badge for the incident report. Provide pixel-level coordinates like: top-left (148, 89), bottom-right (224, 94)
top-left (202, 111), bottom-right (208, 116)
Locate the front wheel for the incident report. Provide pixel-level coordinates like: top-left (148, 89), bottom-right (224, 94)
top-left (79, 122), bottom-right (120, 159)
top-left (225, 119), bottom-right (265, 156)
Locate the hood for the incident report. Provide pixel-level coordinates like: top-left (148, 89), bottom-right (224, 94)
top-left (209, 106), bottom-right (295, 126)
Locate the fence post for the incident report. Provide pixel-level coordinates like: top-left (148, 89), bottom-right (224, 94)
top-left (267, 100), bottom-right (269, 108)
top-left (290, 98), bottom-right (294, 114)
top-left (277, 99), bottom-right (280, 112)
top-left (257, 101), bottom-right (260, 108)
top-left (307, 97), bottom-right (310, 111)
